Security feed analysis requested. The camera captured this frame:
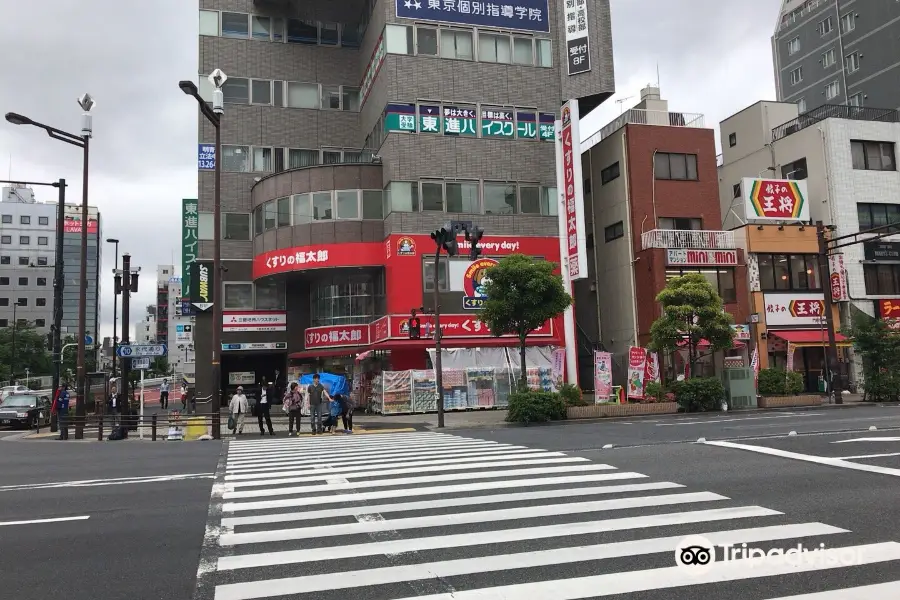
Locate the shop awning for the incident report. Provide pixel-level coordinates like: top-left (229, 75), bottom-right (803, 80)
top-left (677, 338), bottom-right (746, 349)
top-left (769, 330), bottom-right (852, 347)
top-left (370, 337), bottom-right (562, 351)
top-left (288, 347), bottom-right (367, 360)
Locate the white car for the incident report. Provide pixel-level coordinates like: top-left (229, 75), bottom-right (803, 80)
top-left (0, 386), bottom-right (30, 400)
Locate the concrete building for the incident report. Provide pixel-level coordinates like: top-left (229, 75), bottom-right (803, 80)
top-left (146, 265), bottom-right (194, 374)
top-left (578, 87), bottom-right (750, 383)
top-left (61, 203), bottom-right (102, 344)
top-left (135, 313), bottom-right (156, 344)
top-left (192, 0), bottom-right (615, 397)
top-left (718, 99), bottom-right (900, 387)
top-left (772, 0), bottom-right (900, 113)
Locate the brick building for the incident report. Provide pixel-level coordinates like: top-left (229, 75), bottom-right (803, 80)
top-left (191, 0), bottom-right (614, 397)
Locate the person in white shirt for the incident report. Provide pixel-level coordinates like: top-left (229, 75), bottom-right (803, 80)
top-left (228, 386), bottom-right (249, 435)
top-left (108, 385), bottom-right (122, 425)
top-left (160, 379), bottom-right (170, 409)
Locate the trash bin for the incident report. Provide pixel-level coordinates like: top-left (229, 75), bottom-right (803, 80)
top-left (817, 376), bottom-right (826, 393)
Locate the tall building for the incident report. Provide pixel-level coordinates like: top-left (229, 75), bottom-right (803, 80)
top-left (772, 0), bottom-right (900, 113)
top-left (135, 313), bottom-right (156, 344)
top-left (192, 0), bottom-right (614, 397)
top-left (61, 204), bottom-right (101, 344)
top-left (155, 265), bottom-right (174, 346)
top-left (578, 87), bottom-right (750, 384)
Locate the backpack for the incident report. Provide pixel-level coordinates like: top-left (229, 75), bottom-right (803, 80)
top-left (107, 426), bottom-right (127, 441)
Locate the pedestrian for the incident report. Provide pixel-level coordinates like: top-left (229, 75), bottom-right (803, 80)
top-left (181, 383), bottom-right (188, 411)
top-left (340, 392), bottom-right (354, 434)
top-left (283, 382), bottom-right (303, 436)
top-left (307, 373), bottom-right (332, 435)
top-left (257, 380), bottom-right (275, 436)
top-left (55, 383), bottom-right (70, 440)
top-left (160, 378), bottom-right (170, 409)
top-left (108, 384), bottom-right (122, 426)
top-left (323, 395), bottom-right (341, 433)
top-left (228, 386), bottom-right (249, 435)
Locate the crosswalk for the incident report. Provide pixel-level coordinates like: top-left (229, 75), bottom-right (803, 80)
top-left (192, 431), bottom-right (900, 600)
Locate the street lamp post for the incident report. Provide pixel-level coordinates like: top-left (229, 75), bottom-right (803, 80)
top-left (106, 238), bottom-right (120, 381)
top-left (5, 95), bottom-right (95, 439)
top-left (179, 71), bottom-right (225, 439)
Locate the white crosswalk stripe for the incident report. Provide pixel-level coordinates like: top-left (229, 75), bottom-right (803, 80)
top-left (192, 432), bottom-right (900, 600)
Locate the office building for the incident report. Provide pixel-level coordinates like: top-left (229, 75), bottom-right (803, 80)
top-left (191, 0), bottom-right (615, 396)
top-left (772, 0), bottom-right (900, 113)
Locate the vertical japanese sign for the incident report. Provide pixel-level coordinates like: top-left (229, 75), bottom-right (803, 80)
top-left (418, 105), bottom-right (442, 134)
top-left (594, 351), bottom-right (612, 401)
top-left (190, 259), bottom-right (215, 311)
top-left (515, 111), bottom-right (537, 139)
top-left (539, 113), bottom-right (556, 140)
top-left (829, 253), bottom-right (848, 302)
top-left (182, 199), bottom-right (198, 316)
top-left (360, 33), bottom-right (386, 109)
top-left (563, 0), bottom-right (591, 75)
top-left (742, 178), bottom-right (809, 221)
top-left (442, 106), bottom-right (477, 136)
top-left (626, 347), bottom-right (648, 400)
top-left (555, 100), bottom-right (587, 280)
top-left (197, 144), bottom-right (215, 170)
top-left (643, 352), bottom-right (660, 388)
top-left (480, 109), bottom-right (515, 138)
top-left (384, 103), bottom-right (417, 132)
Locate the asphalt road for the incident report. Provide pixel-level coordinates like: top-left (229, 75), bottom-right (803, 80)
top-left (0, 438), bottom-right (222, 600)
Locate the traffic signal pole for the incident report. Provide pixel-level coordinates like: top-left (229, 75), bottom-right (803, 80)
top-left (120, 253), bottom-right (132, 412)
top-left (432, 247), bottom-right (445, 428)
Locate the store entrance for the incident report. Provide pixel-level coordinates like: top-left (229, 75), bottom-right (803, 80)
top-left (221, 352), bottom-right (287, 402)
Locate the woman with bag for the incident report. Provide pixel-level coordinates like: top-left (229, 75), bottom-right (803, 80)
top-left (283, 382), bottom-right (303, 436)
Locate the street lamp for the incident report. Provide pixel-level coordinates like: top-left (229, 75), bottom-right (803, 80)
top-left (179, 71), bottom-right (225, 439)
top-left (106, 238), bottom-right (120, 381)
top-left (5, 95), bottom-right (94, 439)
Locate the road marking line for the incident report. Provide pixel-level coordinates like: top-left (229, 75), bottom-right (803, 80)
top-left (220, 481), bottom-right (685, 528)
top-left (218, 491), bottom-right (727, 546)
top-left (225, 440), bottom-right (504, 464)
top-left (222, 463), bottom-right (617, 500)
top-left (703, 440), bottom-right (900, 477)
top-left (762, 580), bottom-right (900, 599)
top-left (223, 471), bottom-right (648, 512)
top-left (840, 452), bottom-right (900, 460)
top-left (369, 542), bottom-right (900, 600)
top-left (227, 431), bottom-right (451, 447)
top-left (212, 522), bottom-right (846, 598)
top-left (0, 472), bottom-right (215, 491)
top-left (226, 435), bottom-right (487, 455)
top-left (656, 413), bottom-right (815, 426)
top-left (225, 446), bottom-right (544, 473)
top-left (225, 456), bottom-right (588, 489)
top-left (831, 436), bottom-right (900, 443)
top-left (0, 515), bottom-right (90, 526)
top-left (215, 506), bottom-right (781, 571)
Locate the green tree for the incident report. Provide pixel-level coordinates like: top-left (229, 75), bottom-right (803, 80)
top-left (477, 254), bottom-right (572, 388)
top-left (648, 273), bottom-right (735, 376)
top-left (149, 356), bottom-right (170, 378)
top-left (60, 335), bottom-right (97, 376)
top-left (850, 315), bottom-right (900, 402)
top-left (0, 322), bottom-right (52, 382)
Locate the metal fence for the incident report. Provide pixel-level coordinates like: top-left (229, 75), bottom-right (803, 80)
top-left (771, 105), bottom-right (900, 142)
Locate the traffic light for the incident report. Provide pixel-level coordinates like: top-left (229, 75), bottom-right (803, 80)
top-left (408, 310), bottom-right (421, 339)
top-left (466, 226), bottom-right (484, 260)
top-left (431, 227), bottom-right (459, 257)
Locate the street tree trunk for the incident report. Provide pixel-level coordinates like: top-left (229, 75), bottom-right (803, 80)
top-left (519, 332), bottom-right (528, 391)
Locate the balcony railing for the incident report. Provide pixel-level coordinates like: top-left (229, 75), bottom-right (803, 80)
top-left (582, 109), bottom-right (705, 152)
top-left (641, 229), bottom-right (735, 250)
top-left (772, 104), bottom-right (900, 141)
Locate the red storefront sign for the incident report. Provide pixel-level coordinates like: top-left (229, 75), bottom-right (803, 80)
top-left (305, 324), bottom-right (369, 349)
top-left (253, 242), bottom-right (384, 278)
top-left (388, 314), bottom-right (553, 339)
top-left (877, 298), bottom-right (900, 330)
top-left (666, 249), bottom-right (738, 266)
top-left (370, 316), bottom-right (390, 343)
top-left (561, 106), bottom-right (580, 277)
top-left (63, 218), bottom-right (98, 234)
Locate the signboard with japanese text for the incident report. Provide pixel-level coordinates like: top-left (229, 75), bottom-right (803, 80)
top-left (763, 293), bottom-right (827, 326)
top-left (62, 214), bottom-right (98, 234)
top-left (253, 242), bottom-right (385, 279)
top-left (197, 144), bottom-right (215, 170)
top-left (175, 324), bottom-right (193, 344)
top-left (189, 260), bottom-right (214, 311)
top-left (182, 199), bottom-right (198, 308)
top-left (731, 324), bottom-right (751, 341)
top-left (480, 109), bottom-right (515, 138)
top-left (370, 316), bottom-right (390, 343)
top-left (515, 111), bottom-right (537, 139)
top-left (829, 253), bottom-right (848, 302)
top-left (462, 257), bottom-right (498, 309)
top-left (876, 299), bottom-right (900, 331)
top-left (397, 237), bottom-right (417, 256)
top-left (223, 311), bottom-right (287, 332)
top-left (305, 324), bottom-right (370, 349)
top-left (384, 103), bottom-right (417, 132)
top-left (395, 0), bottom-right (550, 33)
top-left (742, 178), bottom-right (809, 222)
top-left (418, 105), bottom-right (442, 134)
top-left (594, 351), bottom-right (612, 400)
top-left (556, 101), bottom-right (588, 280)
top-left (666, 249), bottom-right (739, 266)
top-left (443, 106), bottom-right (477, 136)
top-left (563, 0), bottom-right (591, 75)
top-left (360, 33), bottom-right (386, 108)
top-left (539, 113), bottom-right (555, 140)
top-left (864, 241), bottom-right (900, 261)
top-left (390, 313), bottom-right (552, 339)
top-left (222, 342), bottom-right (287, 351)
top-left (626, 347), bottom-right (647, 400)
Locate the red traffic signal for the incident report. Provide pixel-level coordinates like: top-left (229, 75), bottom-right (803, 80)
top-left (408, 317), bottom-right (421, 339)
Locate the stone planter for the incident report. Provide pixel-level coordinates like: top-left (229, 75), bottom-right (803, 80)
top-left (567, 402), bottom-right (678, 420)
top-left (757, 394), bottom-right (822, 408)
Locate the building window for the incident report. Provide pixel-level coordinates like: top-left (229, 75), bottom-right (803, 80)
top-left (336, 190), bottom-right (360, 219)
top-left (0, 278), bottom-right (7, 285)
top-left (666, 268), bottom-right (737, 303)
top-left (479, 32), bottom-right (511, 63)
top-left (845, 51), bottom-right (860, 74)
top-left (286, 82), bottom-right (319, 109)
top-left (362, 190), bottom-right (384, 219)
top-left (341, 23), bottom-right (361, 47)
top-left (18, 256), bottom-right (28, 266)
top-left (35, 319), bottom-right (45, 327)
top-left (17, 298), bottom-right (26, 306)
top-left (824, 80), bottom-right (839, 100)
top-left (36, 298), bottom-right (46, 307)
top-left (423, 260), bottom-right (450, 293)
top-left (781, 157), bottom-right (808, 179)
top-left (519, 185), bottom-right (541, 214)
top-left (20, 215), bottom-right (30, 225)
top-left (0, 256), bottom-right (8, 264)
top-left (851, 141), bottom-right (896, 171)
top-left (385, 24), bottom-right (413, 54)
top-left (840, 12), bottom-right (855, 33)
top-left (38, 216), bottom-right (48, 226)
top-left (658, 217), bottom-right (702, 231)
top-left (288, 148), bottom-right (319, 168)
top-left (223, 213), bottom-right (251, 240)
top-left (385, 181), bottom-right (419, 214)
top-left (320, 22), bottom-right (339, 45)
top-left (441, 29), bottom-right (474, 60)
top-left (250, 80), bottom-right (272, 105)
top-left (221, 145), bottom-right (251, 172)
top-left (0, 215), bottom-right (9, 224)
top-left (342, 87), bottom-right (360, 111)
top-left (222, 78), bottom-right (250, 104)
top-left (604, 221), bottom-right (624, 242)
top-left (221, 12), bottom-right (249, 38)
top-left (797, 98), bottom-right (807, 113)
top-left (287, 19), bottom-right (318, 44)
top-left (38, 236), bottom-right (48, 245)
top-left (0, 298), bottom-right (6, 306)
top-left (864, 264), bottom-right (900, 295)
top-left (483, 182), bottom-right (517, 215)
top-left (19, 236), bottom-right (29, 245)
top-left (321, 85), bottom-right (341, 110)
top-left (819, 16), bottom-right (833, 35)
top-left (512, 37), bottom-right (533, 65)
top-left (199, 10), bottom-right (219, 36)
top-left (822, 48), bottom-right (835, 68)
top-left (600, 162), bottom-right (620, 185)
top-left (277, 197), bottom-right (291, 227)
top-left (252, 147), bottom-right (273, 172)
top-left (654, 153), bottom-right (698, 180)
top-left (37, 277), bottom-right (46, 286)
top-left (420, 181), bottom-right (444, 212)
top-left (1, 236), bottom-right (10, 244)
top-left (255, 278), bottom-right (285, 310)
top-left (733, 183), bottom-right (741, 198)
top-left (788, 37), bottom-right (800, 55)
top-left (310, 273), bottom-right (381, 326)
top-left (535, 38), bottom-right (552, 66)
top-left (37, 257), bottom-right (47, 266)
top-left (251, 16), bottom-right (272, 40)
top-left (313, 192), bottom-right (333, 220)
top-left (757, 253), bottom-right (822, 291)
top-left (790, 67), bottom-right (803, 85)
top-left (857, 203), bottom-right (900, 231)
top-left (849, 92), bottom-right (863, 107)
top-left (222, 283), bottom-right (254, 310)
top-left (416, 27), bottom-right (438, 56)
top-left (728, 133), bottom-right (737, 147)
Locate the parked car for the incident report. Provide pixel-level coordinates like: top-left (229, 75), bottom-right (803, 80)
top-left (0, 385), bottom-right (29, 401)
top-left (0, 393), bottom-right (51, 429)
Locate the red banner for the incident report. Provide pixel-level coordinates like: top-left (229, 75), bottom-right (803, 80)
top-left (370, 316), bottom-right (390, 343)
top-left (253, 242), bottom-right (384, 278)
top-left (388, 314), bottom-right (552, 339)
top-left (305, 324), bottom-right (369, 349)
top-left (63, 218), bottom-right (98, 234)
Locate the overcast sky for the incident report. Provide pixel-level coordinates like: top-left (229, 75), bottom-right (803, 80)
top-left (0, 0), bottom-right (779, 342)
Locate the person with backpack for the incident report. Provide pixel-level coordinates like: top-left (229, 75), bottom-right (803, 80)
top-left (283, 382), bottom-right (303, 436)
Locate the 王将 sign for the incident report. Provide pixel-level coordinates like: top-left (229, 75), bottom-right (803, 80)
top-left (763, 293), bottom-right (827, 326)
top-left (395, 0), bottom-right (550, 33)
top-left (829, 253), bottom-right (848, 302)
top-left (742, 178), bottom-right (809, 222)
top-left (563, 0), bottom-right (591, 75)
top-left (666, 249), bottom-right (738, 266)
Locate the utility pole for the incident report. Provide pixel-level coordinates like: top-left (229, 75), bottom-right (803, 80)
top-left (115, 254), bottom-right (140, 416)
top-left (816, 221), bottom-right (842, 404)
top-left (51, 179), bottom-right (65, 432)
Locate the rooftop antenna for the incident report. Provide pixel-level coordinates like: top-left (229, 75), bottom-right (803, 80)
top-left (656, 62), bottom-right (661, 88)
top-left (616, 96), bottom-right (634, 113)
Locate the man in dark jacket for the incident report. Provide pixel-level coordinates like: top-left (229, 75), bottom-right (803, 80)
top-left (257, 381), bottom-right (275, 436)
top-left (56, 383), bottom-right (70, 440)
